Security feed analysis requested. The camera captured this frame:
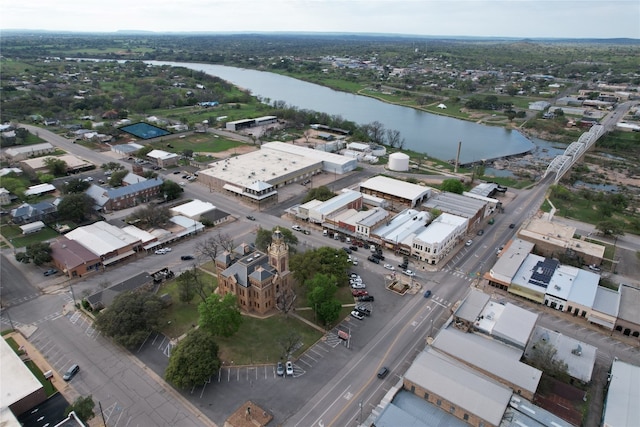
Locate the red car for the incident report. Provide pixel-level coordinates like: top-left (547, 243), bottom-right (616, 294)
top-left (352, 289), bottom-right (368, 297)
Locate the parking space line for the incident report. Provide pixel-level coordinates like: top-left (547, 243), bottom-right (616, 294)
top-left (298, 358), bottom-right (313, 368)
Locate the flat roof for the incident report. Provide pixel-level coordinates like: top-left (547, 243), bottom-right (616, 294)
top-left (65, 221), bottom-right (140, 256)
top-left (200, 146), bottom-right (321, 188)
top-left (511, 253), bottom-right (553, 293)
top-left (489, 238), bottom-right (535, 283)
top-left (346, 207), bottom-right (388, 227)
top-left (360, 176), bottom-right (432, 202)
top-left (0, 337), bottom-right (42, 408)
top-left (603, 360), bottom-right (640, 427)
top-left (147, 149), bottom-right (178, 160)
top-left (567, 270), bottom-right (600, 307)
top-left (170, 199), bottom-right (216, 217)
top-left (432, 328), bottom-right (541, 394)
top-left (375, 390), bottom-right (468, 427)
top-left (262, 141), bottom-right (356, 167)
top-left (4, 142), bottom-right (53, 155)
top-left (618, 284), bottom-right (640, 325)
top-left (404, 349), bottom-right (512, 426)
top-left (414, 213), bottom-right (467, 244)
top-left (454, 288), bottom-right (490, 322)
top-left (121, 225), bottom-right (156, 245)
top-left (492, 303), bottom-right (538, 349)
top-left (20, 154), bottom-right (92, 170)
top-left (546, 264), bottom-right (579, 301)
top-left (592, 286), bottom-right (621, 317)
top-left (525, 327), bottom-right (596, 382)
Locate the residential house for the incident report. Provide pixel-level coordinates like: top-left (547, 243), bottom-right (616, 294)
top-left (10, 202), bottom-right (57, 224)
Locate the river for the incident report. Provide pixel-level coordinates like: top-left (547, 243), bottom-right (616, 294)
top-left (146, 61), bottom-right (538, 164)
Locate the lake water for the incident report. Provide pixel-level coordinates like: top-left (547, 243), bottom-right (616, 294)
top-left (146, 61), bottom-right (536, 164)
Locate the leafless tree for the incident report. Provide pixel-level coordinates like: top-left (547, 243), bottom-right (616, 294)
top-left (278, 331), bottom-right (302, 359)
top-left (216, 231), bottom-right (235, 253)
top-left (366, 120), bottom-right (386, 145)
top-left (386, 129), bottom-right (402, 148)
top-left (196, 236), bottom-right (221, 264)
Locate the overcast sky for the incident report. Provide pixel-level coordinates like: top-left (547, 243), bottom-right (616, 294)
top-left (1, 0), bottom-right (639, 39)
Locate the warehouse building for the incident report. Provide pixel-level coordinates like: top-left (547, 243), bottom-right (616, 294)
top-left (360, 176), bottom-right (431, 209)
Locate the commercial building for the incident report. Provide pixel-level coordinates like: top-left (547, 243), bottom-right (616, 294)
top-left (50, 237), bottom-right (102, 278)
top-left (64, 221), bottom-right (141, 266)
top-left (85, 178), bottom-right (163, 212)
top-left (411, 213), bottom-right (468, 265)
top-left (170, 199), bottom-right (216, 220)
top-left (372, 208), bottom-right (431, 255)
top-left (602, 360), bottom-right (640, 427)
top-left (422, 191), bottom-right (488, 231)
top-left (19, 154), bottom-right (93, 174)
top-left (225, 116), bottom-right (277, 131)
top-left (307, 190), bottom-right (363, 224)
top-left (359, 176), bottom-right (431, 209)
top-left (215, 229), bottom-right (292, 316)
top-left (615, 284), bottom-right (640, 338)
top-left (3, 143), bottom-right (55, 161)
top-left (147, 149), bottom-right (179, 167)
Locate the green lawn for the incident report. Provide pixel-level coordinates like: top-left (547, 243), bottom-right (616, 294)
top-left (152, 135), bottom-right (246, 154)
top-left (215, 314), bottom-right (323, 365)
top-left (0, 224), bottom-right (59, 248)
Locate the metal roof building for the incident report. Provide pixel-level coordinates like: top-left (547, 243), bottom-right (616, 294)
top-left (432, 328), bottom-right (541, 399)
top-left (65, 221), bottom-right (140, 257)
top-left (372, 209), bottom-right (431, 247)
top-left (422, 191), bottom-right (488, 219)
top-left (359, 176), bottom-right (432, 208)
top-left (488, 238), bottom-right (534, 286)
top-left (262, 141), bottom-right (357, 174)
top-left (170, 199), bottom-right (216, 220)
top-left (404, 348), bottom-right (512, 427)
top-left (602, 360), bottom-right (640, 427)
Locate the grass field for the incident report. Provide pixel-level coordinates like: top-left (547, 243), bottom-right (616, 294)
top-left (152, 134), bottom-right (245, 154)
top-left (0, 224), bottom-right (59, 248)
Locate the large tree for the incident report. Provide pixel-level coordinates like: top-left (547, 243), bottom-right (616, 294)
top-left (94, 291), bottom-right (165, 349)
top-left (289, 247), bottom-right (351, 286)
top-left (195, 231), bottom-right (235, 263)
top-left (302, 186), bottom-right (335, 203)
top-left (254, 227), bottom-right (298, 253)
top-left (165, 328), bottom-right (221, 389)
top-left (64, 395), bottom-right (95, 423)
top-left (160, 180), bottom-right (183, 201)
top-left (62, 178), bottom-right (91, 194)
top-left (43, 157), bottom-right (68, 176)
top-left (15, 242), bottom-right (52, 266)
top-left (198, 293), bottom-right (242, 338)
top-left (440, 178), bottom-right (465, 194)
top-left (176, 267), bottom-right (211, 304)
top-left (108, 169), bottom-right (128, 187)
top-left (57, 193), bottom-right (94, 222)
top-left (128, 205), bottom-right (170, 227)
top-left (306, 273), bottom-right (341, 327)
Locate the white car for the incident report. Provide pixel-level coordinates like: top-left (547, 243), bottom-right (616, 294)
top-left (465, 240), bottom-right (473, 246)
top-left (292, 225), bottom-right (302, 231)
top-left (350, 277), bottom-right (362, 284)
top-left (155, 249), bottom-right (166, 255)
top-left (403, 269), bottom-right (416, 277)
top-left (163, 247), bottom-right (171, 252)
top-left (352, 259), bottom-right (359, 266)
top-left (383, 264), bottom-right (395, 271)
top-left (350, 310), bottom-right (365, 320)
top-left (351, 283), bottom-right (366, 289)
top-left (286, 361), bottom-right (294, 376)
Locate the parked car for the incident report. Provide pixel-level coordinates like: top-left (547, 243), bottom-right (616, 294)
top-left (465, 240), bottom-right (473, 246)
top-left (351, 282), bottom-right (366, 289)
top-left (350, 273), bottom-right (360, 279)
top-left (477, 229), bottom-right (484, 236)
top-left (383, 264), bottom-right (395, 271)
top-left (588, 264), bottom-right (601, 272)
top-left (63, 364), bottom-right (80, 381)
top-left (292, 225), bottom-right (302, 231)
top-left (358, 295), bottom-right (375, 302)
top-left (350, 310), bottom-right (365, 320)
top-left (276, 362), bottom-right (285, 376)
top-left (155, 249), bottom-right (167, 255)
top-left (352, 258), bottom-right (359, 266)
top-left (372, 253), bottom-right (385, 261)
top-left (355, 306), bottom-right (371, 316)
top-left (43, 268), bottom-right (58, 276)
top-left (173, 171), bottom-right (181, 174)
top-left (398, 262), bottom-right (408, 269)
top-left (367, 256), bottom-right (380, 264)
top-left (342, 247), bottom-right (352, 254)
top-left (352, 289), bottom-right (368, 297)
top-left (181, 255), bottom-right (195, 261)
top-left (349, 245), bottom-right (358, 251)
top-left (509, 223), bottom-right (516, 229)
top-left (246, 215), bottom-right (256, 221)
top-left (423, 290), bottom-right (432, 298)
top-left (303, 230), bottom-right (310, 235)
top-left (163, 247), bottom-right (171, 252)
top-left (403, 269), bottom-right (416, 277)
top-left (286, 361), bottom-right (294, 376)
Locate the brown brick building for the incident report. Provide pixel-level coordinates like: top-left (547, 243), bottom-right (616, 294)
top-left (215, 229), bottom-right (292, 315)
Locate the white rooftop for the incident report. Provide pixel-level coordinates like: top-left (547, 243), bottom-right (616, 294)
top-left (567, 270), bottom-right (600, 308)
top-left (200, 146), bottom-right (321, 188)
top-left (546, 264), bottom-right (579, 301)
top-left (374, 209), bottom-right (430, 244)
top-left (0, 337), bottom-right (42, 409)
top-left (147, 149), bottom-right (179, 160)
top-left (65, 221), bottom-right (140, 256)
top-left (313, 190), bottom-right (362, 216)
top-left (170, 199), bottom-right (216, 218)
top-left (4, 142), bottom-right (53, 155)
top-left (414, 213), bottom-right (467, 244)
top-left (360, 175), bottom-right (432, 202)
top-left (262, 141), bottom-right (355, 166)
top-left (24, 183), bottom-right (56, 196)
top-left (122, 225), bottom-right (156, 245)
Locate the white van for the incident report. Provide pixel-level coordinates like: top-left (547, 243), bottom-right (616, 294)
top-left (323, 229), bottom-right (328, 236)
top-left (346, 237), bottom-right (351, 243)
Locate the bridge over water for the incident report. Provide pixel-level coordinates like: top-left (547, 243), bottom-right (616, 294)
top-left (542, 124), bottom-right (606, 183)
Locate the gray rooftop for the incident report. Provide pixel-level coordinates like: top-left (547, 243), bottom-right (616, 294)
top-left (492, 303), bottom-right (538, 349)
top-left (404, 348), bottom-right (512, 426)
top-left (454, 288), bottom-right (490, 322)
top-left (618, 284), bottom-right (640, 325)
top-left (592, 286), bottom-right (620, 317)
top-left (489, 238), bottom-right (534, 284)
top-left (375, 390), bottom-right (468, 427)
top-left (422, 191), bottom-right (487, 218)
top-left (603, 360), bottom-right (640, 427)
top-left (432, 328), bottom-right (541, 395)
